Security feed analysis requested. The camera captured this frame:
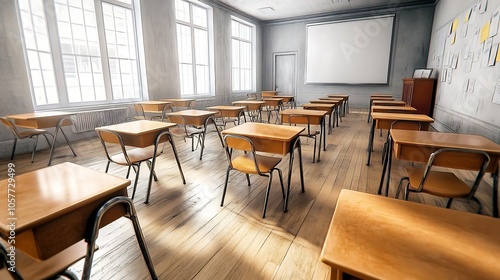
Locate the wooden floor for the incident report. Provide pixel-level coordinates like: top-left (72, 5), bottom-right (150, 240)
top-left (0, 109), bottom-right (495, 279)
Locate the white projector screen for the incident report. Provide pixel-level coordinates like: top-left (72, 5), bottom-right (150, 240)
top-left (306, 15), bottom-right (394, 84)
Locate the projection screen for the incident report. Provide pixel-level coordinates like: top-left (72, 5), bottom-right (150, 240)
top-left (305, 15), bottom-right (395, 84)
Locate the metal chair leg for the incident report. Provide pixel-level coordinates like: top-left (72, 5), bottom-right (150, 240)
top-left (131, 164), bottom-right (141, 200)
top-left (83, 196), bottom-right (157, 280)
top-left (10, 138), bottom-right (17, 160)
top-left (262, 173), bottom-right (273, 218)
top-left (31, 135), bottom-right (39, 163)
top-left (277, 168), bottom-right (285, 199)
top-left (245, 174), bottom-right (251, 186)
top-left (221, 168), bottom-right (231, 206)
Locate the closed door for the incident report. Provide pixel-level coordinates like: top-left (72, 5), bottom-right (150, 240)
top-left (274, 53), bottom-right (296, 97)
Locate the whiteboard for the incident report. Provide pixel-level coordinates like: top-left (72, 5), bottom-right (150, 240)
top-left (305, 15), bottom-right (394, 84)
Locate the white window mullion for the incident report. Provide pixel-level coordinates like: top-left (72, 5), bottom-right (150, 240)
top-left (95, 0), bottom-right (113, 101)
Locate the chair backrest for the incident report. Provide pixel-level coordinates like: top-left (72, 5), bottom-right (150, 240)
top-left (286, 114), bottom-right (312, 134)
top-left (223, 134), bottom-right (264, 174)
top-left (390, 120), bottom-right (422, 131)
top-left (0, 117), bottom-right (21, 138)
top-left (416, 148), bottom-right (490, 196)
top-left (96, 129), bottom-right (132, 165)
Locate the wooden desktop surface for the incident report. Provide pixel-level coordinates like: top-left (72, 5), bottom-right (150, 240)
top-left (167, 109), bottom-right (217, 126)
top-left (371, 112), bottom-right (434, 130)
top-left (371, 100), bottom-right (406, 106)
top-left (96, 120), bottom-right (176, 148)
top-left (302, 103), bottom-right (335, 113)
top-left (311, 99), bottom-right (341, 105)
top-left (280, 109), bottom-right (326, 124)
top-left (0, 162), bottom-right (130, 260)
top-left (137, 101), bottom-right (172, 112)
top-left (370, 96), bottom-right (394, 101)
top-left (161, 98), bottom-right (194, 107)
top-left (370, 94), bottom-right (393, 97)
top-left (321, 189), bottom-right (500, 280)
top-left (371, 105), bottom-right (417, 113)
top-left (222, 122), bottom-right (303, 155)
top-left (206, 106), bottom-right (245, 117)
top-left (7, 111), bottom-right (73, 128)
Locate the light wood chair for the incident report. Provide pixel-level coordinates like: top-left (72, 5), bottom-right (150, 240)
top-left (285, 114), bottom-right (321, 163)
top-left (221, 134), bottom-right (285, 218)
top-left (0, 116), bottom-right (54, 163)
top-left (97, 129), bottom-right (161, 200)
top-left (150, 104), bottom-right (173, 122)
top-left (396, 148), bottom-right (490, 213)
top-left (133, 104), bottom-right (147, 120)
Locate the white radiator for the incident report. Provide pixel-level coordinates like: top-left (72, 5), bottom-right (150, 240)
top-left (71, 107), bottom-right (128, 133)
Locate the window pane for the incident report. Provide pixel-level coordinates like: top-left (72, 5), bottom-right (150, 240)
top-left (179, 64), bottom-right (194, 95)
top-left (192, 5), bottom-right (207, 28)
top-left (231, 19), bottom-right (253, 91)
top-left (177, 24), bottom-right (192, 63)
top-left (194, 28), bottom-right (208, 65)
top-left (175, 0), bottom-right (190, 22)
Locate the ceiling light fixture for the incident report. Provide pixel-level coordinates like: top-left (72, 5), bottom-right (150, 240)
top-left (258, 7), bottom-right (275, 14)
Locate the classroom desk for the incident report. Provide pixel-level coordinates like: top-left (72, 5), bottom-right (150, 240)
top-left (136, 100), bottom-right (172, 120)
top-left (302, 103), bottom-right (336, 134)
top-left (319, 97), bottom-right (344, 118)
top-left (368, 97), bottom-right (395, 122)
top-left (280, 108), bottom-right (327, 163)
top-left (309, 100), bottom-right (342, 127)
top-left (261, 90), bottom-right (278, 97)
top-left (0, 162), bottom-right (129, 260)
top-left (274, 95), bottom-right (296, 109)
top-left (206, 105), bottom-right (246, 126)
top-left (167, 109), bottom-right (224, 160)
top-left (370, 94), bottom-right (393, 98)
top-left (6, 111), bottom-right (76, 166)
top-left (320, 189), bottom-right (500, 280)
top-left (161, 98), bottom-right (195, 110)
top-left (367, 112), bottom-right (434, 166)
top-left (222, 123), bottom-right (305, 212)
top-left (371, 105), bottom-right (417, 113)
top-left (96, 120), bottom-right (178, 203)
top-left (371, 100), bottom-right (406, 107)
top-left (232, 100), bottom-right (265, 122)
top-left (326, 94), bottom-right (349, 115)
top-left (379, 129), bottom-right (500, 217)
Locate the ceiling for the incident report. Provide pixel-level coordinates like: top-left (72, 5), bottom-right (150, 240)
top-left (210, 0), bottom-right (435, 22)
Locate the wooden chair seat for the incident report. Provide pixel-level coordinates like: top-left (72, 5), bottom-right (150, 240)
top-left (232, 154), bottom-right (282, 174)
top-left (110, 146), bottom-right (158, 165)
top-left (17, 128), bottom-right (50, 137)
top-left (406, 168), bottom-right (473, 197)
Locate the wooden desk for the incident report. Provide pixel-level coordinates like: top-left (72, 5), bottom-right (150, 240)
top-left (280, 109), bottom-right (327, 163)
top-left (321, 189), bottom-right (500, 280)
top-left (263, 98), bottom-right (283, 123)
top-left (327, 94), bottom-right (349, 115)
top-left (274, 95), bottom-right (296, 109)
top-left (261, 90), bottom-right (278, 97)
top-left (136, 101), bottom-right (172, 121)
top-left (367, 112), bottom-right (434, 165)
top-left (96, 120), bottom-right (177, 203)
top-left (371, 100), bottom-right (406, 107)
top-left (232, 100), bottom-right (265, 122)
top-left (167, 109), bottom-right (223, 160)
top-left (379, 130), bottom-right (500, 217)
top-left (0, 162), bottom-right (129, 260)
top-left (302, 103), bottom-right (336, 134)
top-left (310, 100), bottom-right (342, 128)
top-left (370, 94), bottom-right (393, 97)
top-left (7, 111), bottom-right (76, 166)
top-left (371, 105), bottom-right (417, 113)
top-left (368, 97), bottom-right (395, 122)
top-left (222, 123), bottom-right (305, 212)
top-left (161, 98), bottom-right (194, 110)
top-left (206, 105), bottom-right (246, 126)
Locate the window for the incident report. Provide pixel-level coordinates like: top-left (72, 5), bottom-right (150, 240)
top-left (17, 0), bottom-right (142, 109)
top-left (231, 18), bottom-right (254, 92)
top-left (175, 0), bottom-right (211, 96)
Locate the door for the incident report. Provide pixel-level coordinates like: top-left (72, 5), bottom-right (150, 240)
top-left (273, 52), bottom-right (297, 98)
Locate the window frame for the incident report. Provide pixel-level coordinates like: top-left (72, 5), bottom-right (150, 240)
top-left (16, 0), bottom-right (145, 110)
top-left (231, 16), bottom-right (256, 93)
top-left (175, 0), bottom-right (214, 97)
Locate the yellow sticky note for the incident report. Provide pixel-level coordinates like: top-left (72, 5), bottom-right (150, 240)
top-left (451, 32), bottom-right (456, 44)
top-left (452, 18), bottom-right (459, 32)
top-left (480, 21), bottom-right (490, 43)
top-left (496, 44), bottom-right (500, 62)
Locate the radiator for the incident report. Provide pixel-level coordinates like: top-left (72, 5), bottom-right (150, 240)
top-left (71, 107), bottom-right (128, 133)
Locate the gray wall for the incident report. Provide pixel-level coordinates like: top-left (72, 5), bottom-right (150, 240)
top-left (261, 6), bottom-right (435, 108)
top-left (426, 0), bottom-right (500, 143)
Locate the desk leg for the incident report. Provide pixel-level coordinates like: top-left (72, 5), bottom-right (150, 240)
top-left (323, 117), bottom-right (326, 152)
top-left (317, 119), bottom-right (323, 162)
top-left (284, 138), bottom-right (304, 212)
top-left (493, 170), bottom-right (499, 218)
top-left (48, 117), bottom-right (77, 166)
top-left (367, 101), bottom-right (372, 123)
top-left (366, 120), bottom-right (376, 166)
top-left (377, 135), bottom-right (393, 196)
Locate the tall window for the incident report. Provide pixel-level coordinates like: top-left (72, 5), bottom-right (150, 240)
top-left (175, 0), bottom-right (211, 96)
top-left (231, 18), bottom-right (254, 92)
top-left (17, 0), bottom-right (142, 109)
